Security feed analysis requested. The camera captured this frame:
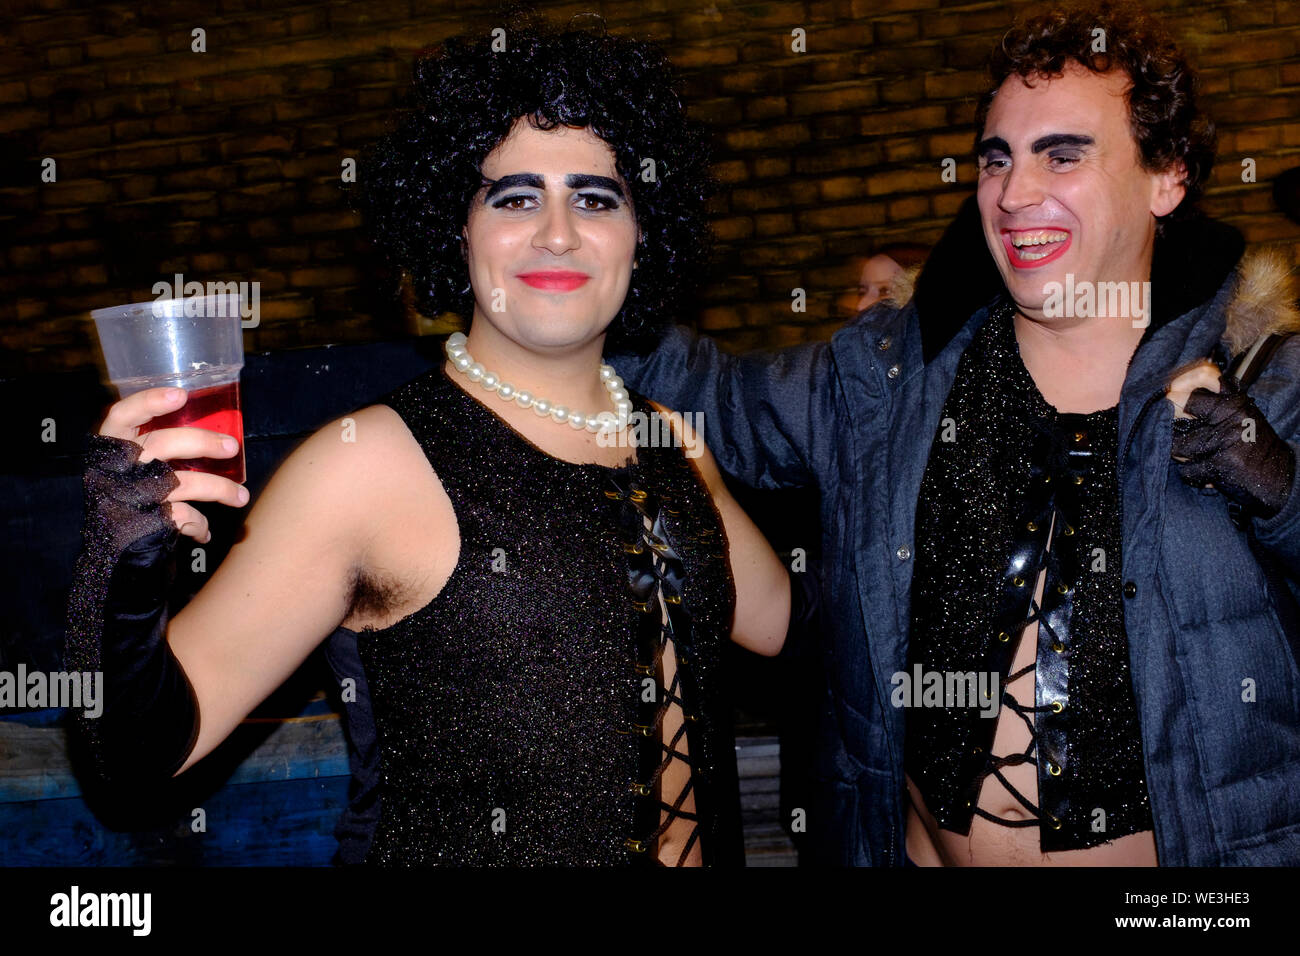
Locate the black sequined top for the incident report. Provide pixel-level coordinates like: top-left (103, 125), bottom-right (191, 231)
top-left (322, 364), bottom-right (742, 866)
top-left (905, 300), bottom-right (1153, 852)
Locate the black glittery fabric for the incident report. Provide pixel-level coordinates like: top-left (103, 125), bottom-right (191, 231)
top-left (906, 300), bottom-right (1153, 851)
top-left (327, 364), bottom-right (741, 866)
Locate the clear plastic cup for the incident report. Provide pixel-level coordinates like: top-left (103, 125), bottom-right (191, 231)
top-left (91, 293), bottom-right (246, 483)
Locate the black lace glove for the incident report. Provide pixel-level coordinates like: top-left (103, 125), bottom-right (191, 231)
top-left (64, 433), bottom-right (201, 789)
top-left (1170, 377), bottom-right (1296, 520)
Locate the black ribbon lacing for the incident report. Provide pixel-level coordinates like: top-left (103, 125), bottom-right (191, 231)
top-left (607, 470), bottom-right (702, 866)
top-left (963, 417), bottom-right (1077, 832)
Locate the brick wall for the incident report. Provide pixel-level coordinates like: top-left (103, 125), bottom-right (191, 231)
top-left (1, 0), bottom-right (1297, 375)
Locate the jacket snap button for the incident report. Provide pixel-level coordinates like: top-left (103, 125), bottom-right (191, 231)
top-left (878, 335), bottom-right (892, 351)
top-left (896, 545), bottom-right (911, 560)
top-left (1123, 581), bottom-right (1138, 599)
top-left (887, 364), bottom-right (901, 379)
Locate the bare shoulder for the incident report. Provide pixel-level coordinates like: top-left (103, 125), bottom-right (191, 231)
top-left (301, 403), bottom-right (458, 630)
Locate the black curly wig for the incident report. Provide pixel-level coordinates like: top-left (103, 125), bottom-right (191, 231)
top-left (975, 0), bottom-right (1216, 227)
top-left (348, 13), bottom-right (714, 354)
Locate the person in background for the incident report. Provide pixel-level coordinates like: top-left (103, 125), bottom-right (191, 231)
top-left (839, 243), bottom-right (931, 318)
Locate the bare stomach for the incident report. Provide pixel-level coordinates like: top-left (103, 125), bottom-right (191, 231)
top-left (904, 778), bottom-right (1158, 866)
top-left (904, 516), bottom-right (1158, 867)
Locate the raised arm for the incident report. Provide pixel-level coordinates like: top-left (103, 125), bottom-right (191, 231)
top-left (65, 390), bottom-right (423, 787)
top-left (611, 326), bottom-right (837, 491)
top-left (166, 404), bottom-right (418, 774)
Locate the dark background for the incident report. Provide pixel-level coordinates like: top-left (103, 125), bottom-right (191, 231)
top-left (1, 0), bottom-right (1296, 375)
top-left (0, 0), bottom-right (1296, 865)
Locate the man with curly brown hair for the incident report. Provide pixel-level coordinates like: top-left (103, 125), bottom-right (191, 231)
top-left (616, 0), bottom-right (1300, 866)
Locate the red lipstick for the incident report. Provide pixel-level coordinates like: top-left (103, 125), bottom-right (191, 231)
top-left (1001, 228), bottom-right (1072, 270)
top-left (516, 270), bottom-right (590, 291)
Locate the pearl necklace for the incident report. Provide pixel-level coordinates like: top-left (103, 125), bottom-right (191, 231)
top-left (445, 332), bottom-right (632, 433)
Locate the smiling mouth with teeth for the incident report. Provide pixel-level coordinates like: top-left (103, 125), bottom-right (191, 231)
top-left (1004, 229), bottom-right (1071, 265)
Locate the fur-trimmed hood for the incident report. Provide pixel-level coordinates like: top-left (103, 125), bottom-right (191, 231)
top-left (1221, 247), bottom-right (1300, 353)
top-left (894, 194), bottom-right (1300, 364)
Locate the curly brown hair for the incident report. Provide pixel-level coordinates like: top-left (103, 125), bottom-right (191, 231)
top-left (974, 0), bottom-right (1216, 220)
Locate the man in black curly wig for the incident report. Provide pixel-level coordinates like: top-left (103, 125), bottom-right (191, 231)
top-left (349, 15), bottom-right (714, 356)
top-left (616, 0), bottom-right (1300, 867)
top-left (64, 16), bottom-right (793, 867)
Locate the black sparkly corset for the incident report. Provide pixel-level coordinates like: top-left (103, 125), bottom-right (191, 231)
top-left (905, 301), bottom-right (1153, 852)
top-left (331, 364), bottom-right (739, 866)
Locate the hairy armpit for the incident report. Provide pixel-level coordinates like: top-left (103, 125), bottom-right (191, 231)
top-left (344, 563), bottom-right (411, 627)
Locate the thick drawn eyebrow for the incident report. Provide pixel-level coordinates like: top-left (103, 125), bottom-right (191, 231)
top-left (480, 172), bottom-right (628, 202)
top-left (976, 132), bottom-right (1095, 159)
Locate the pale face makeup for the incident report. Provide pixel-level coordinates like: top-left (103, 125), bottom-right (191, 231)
top-left (462, 119), bottom-right (639, 356)
top-left (975, 61), bottom-right (1185, 324)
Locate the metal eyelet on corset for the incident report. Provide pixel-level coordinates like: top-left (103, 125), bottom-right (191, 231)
top-left (1055, 582), bottom-right (1069, 595)
top-left (604, 489), bottom-right (624, 500)
top-left (664, 593), bottom-right (682, 605)
top-left (1026, 520), bottom-right (1038, 531)
top-left (1051, 701), bottom-right (1064, 713)
top-left (624, 838), bottom-right (648, 853)
top-left (623, 541), bottom-right (645, 555)
top-left (1051, 641), bottom-right (1065, 653)
top-left (1047, 762), bottom-right (1061, 776)
top-left (630, 489), bottom-right (648, 502)
top-left (633, 662), bottom-right (654, 675)
top-left (1012, 575), bottom-right (1025, 587)
top-left (629, 782), bottom-right (651, 796)
top-left (997, 631), bottom-right (1010, 643)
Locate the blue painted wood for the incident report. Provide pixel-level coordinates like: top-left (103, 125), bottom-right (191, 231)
top-left (0, 776), bottom-right (349, 866)
top-left (0, 693), bottom-right (352, 864)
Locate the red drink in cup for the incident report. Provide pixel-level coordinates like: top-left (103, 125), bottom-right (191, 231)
top-left (91, 292), bottom-right (247, 484)
top-left (137, 379), bottom-right (245, 483)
